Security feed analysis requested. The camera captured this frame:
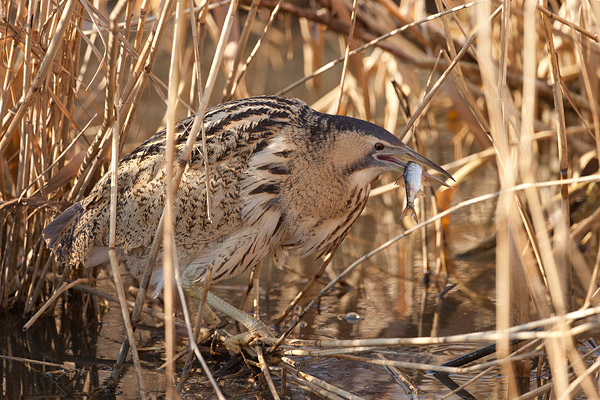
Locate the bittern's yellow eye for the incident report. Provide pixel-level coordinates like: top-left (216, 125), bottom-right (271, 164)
top-left (373, 143), bottom-right (385, 151)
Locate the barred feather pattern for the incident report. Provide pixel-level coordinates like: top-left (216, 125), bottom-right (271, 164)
top-left (43, 96), bottom-right (401, 293)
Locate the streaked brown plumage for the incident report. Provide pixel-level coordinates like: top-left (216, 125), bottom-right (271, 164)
top-left (43, 96), bottom-right (452, 296)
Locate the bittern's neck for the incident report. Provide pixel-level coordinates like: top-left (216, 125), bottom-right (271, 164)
top-left (348, 167), bottom-right (383, 190)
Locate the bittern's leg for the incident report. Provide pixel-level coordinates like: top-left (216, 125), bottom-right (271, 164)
top-left (183, 280), bottom-right (275, 352)
top-left (205, 292), bottom-right (271, 337)
top-left (206, 292), bottom-right (276, 353)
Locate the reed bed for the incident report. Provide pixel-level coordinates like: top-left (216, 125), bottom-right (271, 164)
top-left (1, 0), bottom-right (600, 398)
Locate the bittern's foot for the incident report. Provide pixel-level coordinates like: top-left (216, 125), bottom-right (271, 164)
top-left (204, 292), bottom-right (276, 353)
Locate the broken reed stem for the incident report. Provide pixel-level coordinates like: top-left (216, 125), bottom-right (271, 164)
top-left (281, 361), bottom-right (347, 400)
top-left (0, 354), bottom-right (78, 371)
top-left (281, 357), bottom-right (364, 400)
top-left (535, 4), bottom-right (598, 42)
top-left (379, 354), bottom-right (424, 398)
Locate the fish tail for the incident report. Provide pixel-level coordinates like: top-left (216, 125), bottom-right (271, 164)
top-left (399, 205), bottom-right (418, 223)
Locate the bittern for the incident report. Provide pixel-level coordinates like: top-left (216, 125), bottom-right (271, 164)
top-left (43, 96), bottom-right (452, 339)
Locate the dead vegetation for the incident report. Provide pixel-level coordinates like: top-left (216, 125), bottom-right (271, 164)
top-left (1, 0), bottom-right (600, 398)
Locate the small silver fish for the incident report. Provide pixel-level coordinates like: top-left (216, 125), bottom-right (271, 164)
top-left (399, 161), bottom-right (423, 223)
top-left (337, 312), bottom-right (364, 324)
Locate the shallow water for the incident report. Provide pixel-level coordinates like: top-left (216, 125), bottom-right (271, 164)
top-left (0, 256), bottom-right (502, 399)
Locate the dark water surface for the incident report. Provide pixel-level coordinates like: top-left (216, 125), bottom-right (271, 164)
top-left (0, 257), bottom-right (501, 399)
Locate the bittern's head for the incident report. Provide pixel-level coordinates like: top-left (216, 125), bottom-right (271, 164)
top-left (310, 112), bottom-right (453, 187)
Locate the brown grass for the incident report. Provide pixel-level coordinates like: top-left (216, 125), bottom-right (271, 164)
top-left (1, 0), bottom-right (600, 398)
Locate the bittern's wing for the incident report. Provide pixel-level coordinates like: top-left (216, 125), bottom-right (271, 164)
top-left (44, 97), bottom-right (302, 265)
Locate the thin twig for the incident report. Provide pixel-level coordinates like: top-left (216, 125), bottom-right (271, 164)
top-left (0, 354), bottom-right (78, 371)
top-left (23, 278), bottom-right (88, 330)
top-left (275, 1), bottom-right (483, 95)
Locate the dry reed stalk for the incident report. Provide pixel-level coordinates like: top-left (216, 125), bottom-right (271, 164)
top-left (0, 353), bottom-right (78, 373)
top-left (228, 0), bottom-right (284, 99)
top-left (287, 375), bottom-right (346, 400)
top-left (177, 265), bottom-right (213, 390)
top-left (335, 0), bottom-right (359, 114)
top-left (281, 357), bottom-right (364, 400)
top-left (256, 345), bottom-right (281, 400)
top-left (163, 0), bottom-right (186, 394)
top-left (222, 0), bottom-right (260, 100)
top-left (0, 0), bottom-right (79, 155)
top-left (541, 0), bottom-right (571, 310)
top-left (105, 2), bottom-right (147, 397)
top-left (379, 354), bottom-right (424, 398)
top-left (171, 254), bottom-right (226, 398)
top-left (283, 323), bottom-right (596, 348)
top-left (22, 277), bottom-right (88, 330)
top-left (318, 351), bottom-right (539, 374)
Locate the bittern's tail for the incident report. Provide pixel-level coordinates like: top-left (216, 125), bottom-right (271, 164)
top-left (43, 202), bottom-right (83, 264)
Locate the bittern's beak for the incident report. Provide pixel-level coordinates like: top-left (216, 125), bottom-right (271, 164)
top-left (376, 144), bottom-right (455, 187)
